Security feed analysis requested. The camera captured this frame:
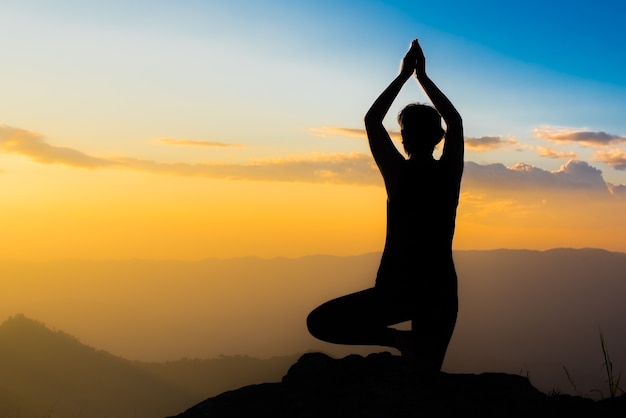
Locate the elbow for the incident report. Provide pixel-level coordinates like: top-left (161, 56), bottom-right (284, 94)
top-left (448, 110), bottom-right (462, 124)
top-left (445, 113), bottom-right (462, 130)
top-left (364, 111), bottom-right (381, 128)
top-left (452, 111), bottom-right (463, 125)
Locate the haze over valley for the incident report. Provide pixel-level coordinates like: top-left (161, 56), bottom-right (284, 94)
top-left (3, 248), bottom-right (625, 410)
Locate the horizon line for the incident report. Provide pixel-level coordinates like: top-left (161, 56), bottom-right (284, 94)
top-left (0, 246), bottom-right (621, 263)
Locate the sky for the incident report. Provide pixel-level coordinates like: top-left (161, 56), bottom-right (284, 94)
top-left (1, 0), bottom-right (626, 260)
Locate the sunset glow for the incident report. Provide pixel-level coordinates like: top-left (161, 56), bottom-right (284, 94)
top-left (1, 2), bottom-right (625, 261)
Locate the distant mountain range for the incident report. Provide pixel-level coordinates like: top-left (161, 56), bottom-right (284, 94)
top-left (450, 248), bottom-right (626, 396)
top-left (1, 247), bottom-right (625, 415)
top-left (0, 314), bottom-right (297, 418)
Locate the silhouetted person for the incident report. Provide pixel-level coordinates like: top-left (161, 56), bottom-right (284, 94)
top-left (307, 39), bottom-right (464, 372)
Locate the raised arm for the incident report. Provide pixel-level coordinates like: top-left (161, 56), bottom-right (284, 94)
top-left (364, 41), bottom-right (419, 192)
top-left (413, 40), bottom-right (464, 171)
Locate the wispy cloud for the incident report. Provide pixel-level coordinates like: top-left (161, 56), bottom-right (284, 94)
top-left (310, 126), bottom-right (402, 142)
top-left (313, 127), bottom-right (516, 152)
top-left (533, 126), bottom-right (626, 147)
top-left (156, 138), bottom-right (242, 148)
top-left (0, 125), bottom-right (381, 185)
top-left (114, 153), bottom-right (381, 185)
top-left (0, 125), bottom-right (116, 169)
top-left (594, 149), bottom-right (626, 170)
top-left (465, 136), bottom-right (516, 151)
top-left (4, 124), bottom-right (625, 193)
top-left (536, 146), bottom-right (577, 159)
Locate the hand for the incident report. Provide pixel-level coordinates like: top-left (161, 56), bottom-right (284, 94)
top-left (413, 39), bottom-right (426, 77)
top-left (399, 39), bottom-right (419, 78)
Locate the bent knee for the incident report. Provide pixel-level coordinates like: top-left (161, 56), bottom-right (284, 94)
top-left (306, 309), bottom-right (324, 339)
top-left (306, 307), bottom-right (336, 342)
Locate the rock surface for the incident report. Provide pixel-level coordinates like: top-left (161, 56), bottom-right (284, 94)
top-left (168, 352), bottom-right (626, 417)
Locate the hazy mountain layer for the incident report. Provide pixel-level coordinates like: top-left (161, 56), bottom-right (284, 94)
top-left (1, 248), bottom-right (625, 403)
top-left (0, 315), bottom-right (295, 418)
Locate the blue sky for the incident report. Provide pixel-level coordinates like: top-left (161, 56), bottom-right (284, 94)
top-left (3, 0), bottom-right (624, 153)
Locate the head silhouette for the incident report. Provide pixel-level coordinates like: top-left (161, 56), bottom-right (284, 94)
top-left (397, 103), bottom-right (444, 157)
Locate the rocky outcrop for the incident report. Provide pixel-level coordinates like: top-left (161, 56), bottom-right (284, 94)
top-left (168, 352), bottom-right (626, 417)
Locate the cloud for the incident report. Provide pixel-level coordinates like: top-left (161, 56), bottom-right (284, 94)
top-left (1, 124), bottom-right (619, 193)
top-left (533, 126), bottom-right (626, 147)
top-left (156, 138), bottom-right (242, 148)
top-left (536, 146), bottom-right (577, 159)
top-left (608, 183), bottom-right (626, 196)
top-left (314, 127), bottom-right (516, 152)
top-left (310, 126), bottom-right (402, 142)
top-left (458, 192), bottom-right (544, 219)
top-left (114, 153), bottom-right (381, 185)
top-left (552, 160), bottom-right (608, 189)
top-left (463, 159), bottom-right (609, 193)
top-left (0, 125), bottom-right (116, 169)
top-left (594, 149), bottom-right (626, 170)
top-left (0, 125), bottom-right (381, 185)
top-left (465, 136), bottom-right (516, 151)
top-left (310, 126), bottom-right (366, 139)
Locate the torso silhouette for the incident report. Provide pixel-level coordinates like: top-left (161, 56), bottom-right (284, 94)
top-left (375, 157), bottom-right (460, 307)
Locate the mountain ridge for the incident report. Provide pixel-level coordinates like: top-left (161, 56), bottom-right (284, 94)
top-left (0, 314), bottom-right (296, 418)
top-left (0, 314), bottom-right (197, 417)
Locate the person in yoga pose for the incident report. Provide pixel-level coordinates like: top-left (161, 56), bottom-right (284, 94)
top-left (307, 39), bottom-right (464, 372)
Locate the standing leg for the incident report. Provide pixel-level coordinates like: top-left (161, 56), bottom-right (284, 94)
top-left (410, 307), bottom-right (457, 372)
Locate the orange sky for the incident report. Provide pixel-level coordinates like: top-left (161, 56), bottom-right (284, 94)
top-left (3, 146), bottom-right (626, 261)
